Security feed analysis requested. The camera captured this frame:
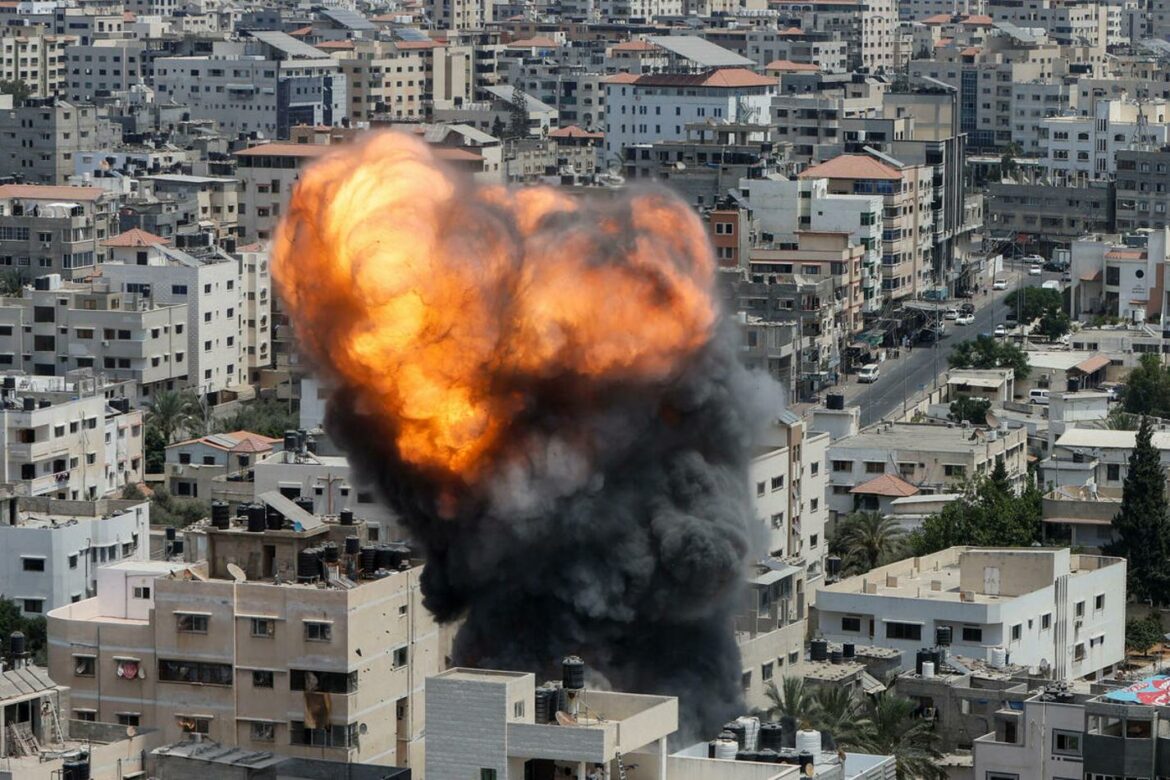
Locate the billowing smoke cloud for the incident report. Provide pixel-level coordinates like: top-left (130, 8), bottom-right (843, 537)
top-left (272, 132), bottom-right (779, 738)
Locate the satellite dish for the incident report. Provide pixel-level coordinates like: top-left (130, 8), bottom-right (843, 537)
top-left (555, 711), bottom-right (578, 726)
top-left (985, 411), bottom-right (1000, 429)
top-left (227, 563), bottom-right (247, 583)
top-left (805, 764), bottom-right (816, 777)
top-left (126, 725), bottom-right (138, 738)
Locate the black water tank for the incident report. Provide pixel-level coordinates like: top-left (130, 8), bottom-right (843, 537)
top-left (339, 508), bottom-right (354, 525)
top-left (210, 500), bottom-right (229, 529)
top-left (283, 430), bottom-right (299, 452)
top-left (62, 756), bottom-right (89, 780)
top-left (842, 643), bottom-right (855, 660)
top-left (344, 536), bottom-right (361, 556)
top-left (37, 399), bottom-right (49, 409)
top-left (1067, 377), bottom-right (1080, 392)
top-left (810, 638), bottom-right (828, 662)
top-left (322, 542), bottom-right (339, 564)
top-left (294, 496), bottom-right (314, 516)
top-left (936, 625), bottom-right (953, 647)
top-left (798, 752), bottom-right (814, 772)
top-left (756, 749), bottom-right (778, 763)
top-left (723, 721), bottom-right (746, 748)
top-left (246, 505), bottom-right (265, 533)
top-left (758, 722), bottom-right (784, 751)
top-left (171, 539), bottom-right (184, 555)
top-left (825, 555), bottom-right (842, 577)
top-left (830, 649), bottom-right (843, 665)
top-left (736, 750), bottom-right (759, 761)
top-left (562, 656), bottom-right (585, 690)
top-left (265, 503), bottom-right (283, 530)
top-left (297, 549), bottom-right (320, 581)
top-left (22, 397), bottom-right (34, 411)
top-left (535, 687), bottom-right (555, 724)
top-left (826, 392), bottom-right (845, 410)
top-left (165, 526), bottom-right (176, 541)
top-left (9, 631), bottom-right (25, 657)
top-left (360, 546), bottom-right (377, 573)
top-left (915, 649), bottom-right (933, 675)
top-left (375, 546), bottom-right (396, 571)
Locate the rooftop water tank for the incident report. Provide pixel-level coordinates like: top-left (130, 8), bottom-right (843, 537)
top-left (562, 656), bottom-right (585, 690)
top-left (795, 728), bottom-right (821, 756)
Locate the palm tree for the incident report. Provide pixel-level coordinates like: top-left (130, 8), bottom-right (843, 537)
top-left (0, 268), bottom-right (26, 296)
top-left (834, 512), bottom-right (906, 574)
top-left (859, 692), bottom-right (946, 780)
top-left (811, 684), bottom-right (869, 750)
top-left (763, 676), bottom-right (818, 725)
top-left (146, 389), bottom-right (198, 444)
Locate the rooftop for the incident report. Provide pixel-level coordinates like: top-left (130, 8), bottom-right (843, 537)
top-left (234, 142), bottom-right (331, 158)
top-left (799, 154), bottom-right (902, 181)
top-left (850, 473), bottom-right (920, 497)
top-left (645, 34), bottom-right (755, 67)
top-left (605, 68), bottom-right (776, 88)
top-left (829, 421), bottom-right (1018, 454)
top-left (0, 184), bottom-right (107, 202)
top-left (102, 228), bottom-right (169, 248)
top-left (166, 430), bottom-right (282, 452)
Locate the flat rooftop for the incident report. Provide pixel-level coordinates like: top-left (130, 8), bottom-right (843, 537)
top-left (831, 422), bottom-right (1018, 453)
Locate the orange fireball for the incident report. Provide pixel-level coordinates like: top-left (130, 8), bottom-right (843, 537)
top-left (272, 132), bottom-right (717, 484)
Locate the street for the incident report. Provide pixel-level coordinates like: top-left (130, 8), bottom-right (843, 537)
top-left (845, 261), bottom-right (1052, 427)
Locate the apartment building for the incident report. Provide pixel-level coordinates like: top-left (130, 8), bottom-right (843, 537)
top-left (0, 490), bottom-right (148, 615)
top-left (100, 236), bottom-right (245, 401)
top-left (1115, 147), bottom-right (1170, 231)
top-left (986, 181), bottom-right (1114, 253)
top-left (798, 153), bottom-right (935, 301)
top-left (0, 183), bottom-right (117, 280)
top-left (48, 502), bottom-right (442, 769)
top-left (737, 558), bottom-right (808, 712)
top-left (328, 39), bottom-right (426, 123)
top-left (234, 142), bottom-right (329, 242)
top-left (0, 100), bottom-right (121, 185)
top-left (0, 272), bottom-right (188, 393)
top-left (138, 175), bottom-right (240, 240)
top-left (1067, 228), bottom-right (1169, 323)
top-left (749, 413), bottom-right (830, 568)
top-left (987, 0), bottom-right (1109, 46)
top-left (1042, 98), bottom-right (1170, 182)
top-left (825, 421), bottom-right (1028, 520)
top-left (816, 547), bottom-right (1126, 680)
top-left (165, 430), bottom-right (281, 499)
top-left (602, 69), bottom-right (776, 158)
top-left (770, 0), bottom-right (898, 72)
top-left (1044, 426), bottom-right (1170, 494)
top-left (749, 233), bottom-right (866, 337)
top-left (0, 30), bottom-right (72, 97)
top-left (0, 373), bottom-right (145, 500)
top-left (747, 29), bottom-right (849, 73)
top-left (237, 243), bottom-right (272, 382)
top-left (63, 38), bottom-right (146, 102)
top-left (428, 0), bottom-right (492, 31)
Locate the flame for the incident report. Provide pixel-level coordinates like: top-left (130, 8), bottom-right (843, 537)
top-left (272, 132), bottom-right (717, 484)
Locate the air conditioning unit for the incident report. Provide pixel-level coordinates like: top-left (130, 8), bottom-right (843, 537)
top-left (101, 340), bottom-right (110, 347)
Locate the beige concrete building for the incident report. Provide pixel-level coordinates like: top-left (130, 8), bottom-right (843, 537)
top-left (48, 501), bottom-right (443, 770)
top-left (0, 30), bottom-right (72, 97)
top-left (234, 142), bottom-right (329, 242)
top-left (328, 40), bottom-right (426, 123)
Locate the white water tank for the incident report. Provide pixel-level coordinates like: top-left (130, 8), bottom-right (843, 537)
top-left (795, 728), bottom-right (822, 755)
top-left (991, 647), bottom-right (1007, 668)
top-left (922, 661), bottom-right (935, 679)
top-left (736, 716), bottom-right (760, 751)
top-left (714, 738), bottom-right (738, 760)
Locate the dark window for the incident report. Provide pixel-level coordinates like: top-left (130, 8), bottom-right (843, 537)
top-left (1052, 729), bottom-right (1081, 756)
top-left (159, 659), bottom-right (233, 686)
top-left (178, 453), bottom-right (191, 464)
top-left (117, 713), bottom-right (140, 727)
top-left (962, 626), bottom-right (983, 642)
top-left (885, 622), bottom-right (922, 641)
top-left (1107, 463), bottom-right (1120, 480)
top-left (289, 669), bottom-right (356, 694)
top-left (289, 720), bottom-right (358, 748)
top-left (841, 616), bottom-right (862, 632)
top-left (33, 306), bottom-right (54, 323)
top-left (22, 558), bottom-right (44, 572)
top-left (252, 670), bottom-right (274, 688)
top-left (176, 614), bottom-right (209, 633)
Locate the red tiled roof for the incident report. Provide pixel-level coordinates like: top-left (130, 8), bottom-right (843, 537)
top-left (962, 14), bottom-right (994, 25)
top-left (764, 59), bottom-right (819, 72)
top-left (778, 26), bottom-right (805, 35)
top-left (508, 36), bottom-right (559, 48)
top-left (0, 184), bottom-right (107, 201)
top-left (316, 39), bottom-right (354, 50)
top-left (850, 473), bottom-right (920, 497)
top-left (960, 46), bottom-right (981, 56)
top-left (234, 142), bottom-right (331, 158)
top-left (166, 430), bottom-right (282, 452)
top-left (611, 39), bottom-right (660, 51)
top-left (799, 154), bottom-right (902, 181)
top-left (935, 37), bottom-right (954, 47)
top-left (606, 68), bottom-right (774, 88)
top-left (1105, 249), bottom-right (1145, 260)
top-left (288, 25), bottom-right (313, 37)
top-left (103, 228), bottom-right (170, 248)
top-left (432, 147), bottom-right (483, 162)
top-left (549, 125), bottom-right (604, 139)
top-left (603, 72), bottom-right (640, 84)
top-left (122, 11), bottom-right (136, 21)
top-left (1074, 355), bottom-right (1111, 375)
top-left (920, 12), bottom-right (951, 23)
top-left (395, 39), bottom-right (444, 50)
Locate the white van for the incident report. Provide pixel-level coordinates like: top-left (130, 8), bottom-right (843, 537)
top-left (858, 364), bottom-right (880, 384)
top-left (1029, 389), bottom-right (1050, 405)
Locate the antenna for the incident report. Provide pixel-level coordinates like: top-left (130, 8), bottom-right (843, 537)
top-left (227, 563), bottom-right (247, 582)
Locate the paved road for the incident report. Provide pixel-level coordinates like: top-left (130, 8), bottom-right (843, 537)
top-left (847, 263), bottom-right (1052, 427)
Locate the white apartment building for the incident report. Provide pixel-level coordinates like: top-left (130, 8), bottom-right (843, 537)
top-left (825, 421), bottom-right (1028, 521)
top-left (1042, 98), bottom-right (1170, 182)
top-left (988, 0), bottom-right (1109, 47)
top-left (237, 243), bottom-right (271, 382)
top-left (0, 183), bottom-right (117, 278)
top-left (1068, 228), bottom-right (1169, 324)
top-left (0, 373), bottom-right (145, 500)
top-left (602, 69), bottom-right (777, 158)
top-left (750, 412), bottom-right (829, 569)
top-left (0, 492), bottom-right (148, 615)
top-left (0, 272), bottom-right (188, 395)
top-left (101, 237), bottom-right (245, 400)
top-left (815, 547), bottom-right (1126, 680)
top-left (428, 0), bottom-right (491, 31)
top-left (48, 505), bottom-right (442, 769)
top-left (1043, 427), bottom-right (1170, 493)
top-left (972, 687), bottom-right (1090, 780)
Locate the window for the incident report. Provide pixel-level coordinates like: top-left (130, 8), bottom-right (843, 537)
top-left (23, 599), bottom-right (42, 614)
top-left (770, 476), bottom-right (784, 491)
top-left (741, 670), bottom-right (752, 689)
top-left (252, 670), bottom-right (274, 688)
top-left (171, 285), bottom-right (188, 295)
top-left (788, 651), bottom-right (800, 664)
top-left (1074, 643), bottom-right (1085, 661)
top-left (1010, 623), bottom-right (1022, 641)
top-left (290, 669), bottom-right (357, 694)
top-left (810, 498), bottom-right (819, 511)
top-left (74, 710), bottom-right (96, 722)
top-left (393, 646), bottom-right (408, 667)
top-left (21, 558), bottom-right (44, 572)
top-left (177, 716), bottom-right (211, 735)
top-left (116, 713), bottom-right (140, 727)
top-left (1053, 729), bottom-right (1081, 756)
top-left (251, 722), bottom-right (275, 741)
top-left (304, 621), bottom-right (332, 641)
top-left (962, 626), bottom-right (983, 642)
top-left (481, 771), bottom-right (498, 780)
top-left (984, 774), bottom-right (1018, 780)
top-left (251, 618), bottom-right (273, 637)
top-left (1094, 594), bottom-right (1104, 610)
top-left (176, 613), bottom-right (209, 633)
top-left (73, 655), bottom-right (96, 677)
top-left (885, 622), bottom-right (922, 641)
top-left (1106, 463), bottom-right (1120, 481)
top-left (841, 616), bottom-right (862, 632)
top-left (1075, 601), bottom-right (1085, 618)
top-left (159, 659), bottom-right (233, 686)
top-left (178, 453), bottom-right (191, 465)
top-left (944, 464), bottom-right (966, 477)
top-left (133, 586), bottom-right (150, 599)
top-left (831, 460), bottom-right (851, 472)
top-left (68, 554), bottom-right (77, 569)
top-left (865, 461), bottom-right (884, 474)
top-left (1041, 613), bottom-right (1052, 630)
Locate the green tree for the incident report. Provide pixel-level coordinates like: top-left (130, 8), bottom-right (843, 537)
top-left (146, 389), bottom-right (198, 444)
top-left (0, 598), bottom-right (49, 664)
top-left (860, 692), bottom-right (946, 780)
top-left (0, 268), bottom-right (26, 296)
top-left (217, 397), bottom-right (297, 439)
top-left (1103, 415), bottom-right (1170, 605)
top-left (149, 485), bottom-right (210, 529)
top-left (1000, 142), bottom-right (1022, 180)
top-left (949, 396), bottom-right (991, 425)
top-left (909, 461), bottom-right (1041, 555)
top-left (1106, 405), bottom-right (1140, 431)
top-left (0, 79), bottom-right (31, 103)
top-left (762, 676), bottom-right (818, 725)
top-left (832, 512), bottom-right (905, 574)
top-left (1126, 615), bottom-right (1164, 656)
top-left (948, 335), bottom-right (1031, 379)
top-left (811, 685), bottom-right (870, 750)
top-left (490, 115), bottom-right (507, 140)
top-left (1036, 307), bottom-right (1071, 341)
top-left (143, 424), bottom-right (167, 474)
top-left (1124, 353), bottom-right (1170, 418)
top-left (1005, 287), bottom-right (1063, 322)
top-left (508, 87), bottom-right (529, 139)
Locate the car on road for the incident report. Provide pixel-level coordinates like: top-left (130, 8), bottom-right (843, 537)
top-left (993, 278), bottom-right (1008, 290)
top-left (994, 324), bottom-right (1007, 337)
top-left (955, 313), bottom-right (974, 325)
top-left (959, 302), bottom-right (975, 315)
top-left (1044, 259), bottom-right (1068, 272)
top-left (1020, 254), bottom-right (1045, 266)
top-left (1029, 389), bottom-right (1050, 406)
top-left (857, 364), bottom-right (880, 384)
top-left (1028, 265), bottom-right (1042, 276)
top-left (944, 308), bottom-right (959, 320)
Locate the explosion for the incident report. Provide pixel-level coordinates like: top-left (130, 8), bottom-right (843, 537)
top-left (273, 132), bottom-right (775, 737)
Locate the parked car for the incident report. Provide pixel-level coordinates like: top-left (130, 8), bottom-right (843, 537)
top-left (956, 313), bottom-right (975, 325)
top-left (857, 364), bottom-right (880, 384)
top-left (1044, 259), bottom-right (1068, 272)
top-left (944, 308), bottom-right (959, 320)
top-left (993, 278), bottom-right (1008, 290)
top-left (994, 324), bottom-right (1007, 337)
top-left (1028, 265), bottom-right (1043, 276)
top-left (1029, 389), bottom-right (1050, 405)
top-left (959, 302), bottom-right (975, 315)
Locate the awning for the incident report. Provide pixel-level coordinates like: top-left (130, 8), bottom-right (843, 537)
top-left (947, 376), bottom-right (1003, 388)
top-left (1074, 355), bottom-right (1110, 375)
top-left (860, 671), bottom-right (887, 694)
